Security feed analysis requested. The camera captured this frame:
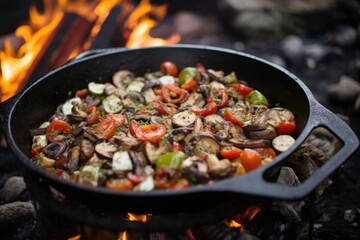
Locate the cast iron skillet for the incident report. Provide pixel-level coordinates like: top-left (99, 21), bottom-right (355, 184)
top-left (0, 44), bottom-right (359, 213)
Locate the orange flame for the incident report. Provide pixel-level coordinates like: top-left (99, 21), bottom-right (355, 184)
top-left (0, 0), bottom-right (179, 102)
top-left (0, 0), bottom-right (119, 102)
top-left (225, 206), bottom-right (261, 230)
top-left (125, 0), bottom-right (180, 48)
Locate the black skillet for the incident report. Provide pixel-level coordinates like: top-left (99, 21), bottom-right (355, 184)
top-left (0, 44), bottom-right (358, 213)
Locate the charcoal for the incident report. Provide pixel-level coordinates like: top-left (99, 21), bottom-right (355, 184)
top-left (0, 201), bottom-right (35, 240)
top-left (0, 176), bottom-right (26, 204)
top-left (271, 167), bottom-right (305, 222)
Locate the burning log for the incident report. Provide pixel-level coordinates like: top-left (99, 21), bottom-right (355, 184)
top-left (89, 6), bottom-right (123, 49)
top-left (26, 13), bottom-right (96, 86)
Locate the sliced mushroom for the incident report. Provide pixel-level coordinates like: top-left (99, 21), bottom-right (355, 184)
top-left (112, 136), bottom-right (140, 150)
top-left (43, 140), bottom-right (67, 159)
top-left (79, 139), bottom-right (95, 159)
top-left (129, 151), bottom-right (147, 176)
top-left (171, 127), bottom-right (192, 142)
top-left (37, 154), bottom-right (56, 168)
top-left (144, 140), bottom-right (172, 164)
top-left (104, 83), bottom-right (117, 96)
top-left (172, 110), bottom-right (197, 127)
top-left (141, 79), bottom-right (161, 91)
top-left (206, 154), bottom-right (233, 178)
top-left (112, 70), bottom-right (134, 89)
top-left (183, 133), bottom-right (220, 155)
top-left (67, 146), bottom-right (81, 173)
top-left (193, 117), bottom-right (204, 132)
top-left (247, 126), bottom-right (277, 140)
top-left (83, 127), bottom-right (104, 142)
top-left (204, 114), bottom-right (224, 124)
top-left (229, 138), bottom-right (271, 149)
top-left (150, 116), bottom-right (165, 125)
top-left (67, 113), bottom-right (87, 122)
top-left (95, 142), bottom-right (118, 159)
top-left (208, 69), bottom-right (225, 82)
top-left (180, 92), bottom-right (205, 109)
top-left (181, 157), bottom-right (210, 184)
top-left (123, 91), bottom-right (146, 105)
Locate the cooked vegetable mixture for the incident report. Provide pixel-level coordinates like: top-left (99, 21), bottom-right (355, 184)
top-left (30, 61), bottom-right (297, 191)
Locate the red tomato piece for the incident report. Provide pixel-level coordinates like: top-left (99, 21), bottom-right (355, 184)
top-left (109, 113), bottom-right (125, 128)
top-left (191, 101), bottom-right (218, 117)
top-left (161, 85), bottom-right (187, 104)
top-left (75, 89), bottom-right (89, 98)
top-left (86, 106), bottom-right (100, 125)
top-left (253, 148), bottom-right (277, 161)
top-left (129, 120), bottom-right (139, 135)
top-left (171, 178), bottom-right (190, 190)
top-left (152, 102), bottom-right (177, 115)
top-left (220, 146), bottom-right (243, 159)
top-left (95, 114), bottom-right (116, 140)
top-left (234, 83), bottom-right (253, 95)
top-left (127, 172), bottom-right (145, 186)
top-left (277, 121), bottom-right (296, 135)
top-left (46, 120), bottom-right (72, 143)
top-left (160, 61), bottom-right (178, 77)
top-left (181, 78), bottom-right (198, 91)
top-left (135, 123), bottom-right (167, 144)
top-left (31, 144), bottom-right (43, 157)
top-left (240, 148), bottom-right (262, 172)
top-left (105, 178), bottom-right (134, 190)
top-left (172, 141), bottom-right (184, 152)
top-left (223, 109), bottom-right (244, 127)
top-left (208, 89), bottom-right (229, 108)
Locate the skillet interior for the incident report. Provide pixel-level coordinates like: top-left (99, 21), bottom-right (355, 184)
top-left (7, 45), bottom-right (312, 212)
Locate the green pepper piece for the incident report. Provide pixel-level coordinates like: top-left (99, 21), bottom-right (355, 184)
top-left (178, 67), bottom-right (201, 85)
top-left (245, 90), bottom-right (269, 107)
top-left (155, 151), bottom-right (186, 171)
top-left (223, 72), bottom-right (238, 84)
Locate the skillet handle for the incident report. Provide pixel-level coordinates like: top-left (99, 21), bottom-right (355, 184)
top-left (212, 100), bottom-right (359, 200)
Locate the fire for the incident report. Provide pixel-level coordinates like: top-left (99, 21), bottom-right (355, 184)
top-left (124, 0), bottom-right (180, 48)
top-left (0, 0), bottom-right (179, 102)
top-left (224, 205), bottom-right (261, 230)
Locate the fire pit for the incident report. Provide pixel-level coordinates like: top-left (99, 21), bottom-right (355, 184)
top-left (0, 0), bottom-right (360, 239)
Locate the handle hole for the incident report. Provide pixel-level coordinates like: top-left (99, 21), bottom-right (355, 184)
top-left (263, 127), bottom-right (343, 194)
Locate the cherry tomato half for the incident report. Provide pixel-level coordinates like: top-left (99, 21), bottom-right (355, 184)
top-left (240, 148), bottom-right (262, 172)
top-left (105, 178), bottom-right (133, 190)
top-left (191, 101), bottom-right (218, 117)
top-left (220, 146), bottom-right (243, 159)
top-left (86, 106), bottom-right (100, 125)
top-left (277, 121), bottom-right (296, 135)
top-left (135, 123), bottom-right (167, 144)
top-left (129, 120), bottom-right (139, 135)
top-left (161, 85), bottom-right (186, 104)
top-left (46, 120), bottom-right (72, 143)
top-left (160, 61), bottom-right (178, 77)
top-left (223, 109), bottom-right (244, 127)
top-left (208, 89), bottom-right (229, 108)
top-left (109, 113), bottom-right (125, 128)
top-left (95, 114), bottom-right (116, 140)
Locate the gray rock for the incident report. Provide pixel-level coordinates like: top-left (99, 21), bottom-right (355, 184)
top-left (0, 176), bottom-right (26, 204)
top-left (280, 35), bottom-right (306, 67)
